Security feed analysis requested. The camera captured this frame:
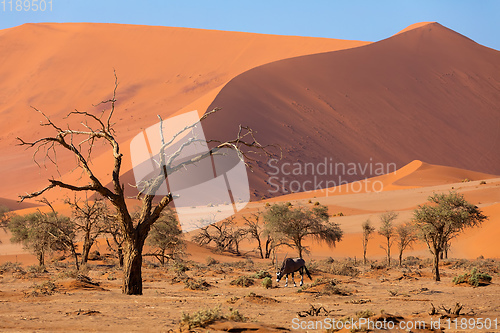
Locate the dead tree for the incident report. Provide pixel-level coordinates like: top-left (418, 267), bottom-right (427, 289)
top-left (243, 212), bottom-right (274, 259)
top-left (104, 215), bottom-right (125, 267)
top-left (17, 73), bottom-right (273, 294)
top-left (396, 221), bottom-right (418, 266)
top-left (192, 217), bottom-right (246, 255)
top-left (66, 195), bottom-right (108, 265)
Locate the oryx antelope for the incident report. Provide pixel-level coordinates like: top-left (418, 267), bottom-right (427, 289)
top-left (275, 255), bottom-right (312, 287)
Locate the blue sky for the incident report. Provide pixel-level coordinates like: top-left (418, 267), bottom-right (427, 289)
top-left (1, 0), bottom-right (499, 50)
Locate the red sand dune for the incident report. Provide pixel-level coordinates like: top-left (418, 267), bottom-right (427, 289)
top-left (202, 22), bottom-right (500, 199)
top-left (0, 23), bottom-right (368, 201)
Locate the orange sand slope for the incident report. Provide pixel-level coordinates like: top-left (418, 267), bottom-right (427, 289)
top-left (273, 160), bottom-right (499, 201)
top-left (202, 22), bottom-right (500, 199)
top-left (0, 23), bottom-right (369, 201)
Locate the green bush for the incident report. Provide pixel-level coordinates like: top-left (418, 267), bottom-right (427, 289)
top-left (262, 277), bottom-right (273, 289)
top-left (0, 261), bottom-right (23, 274)
top-left (453, 267), bottom-right (492, 287)
top-left (252, 270), bottom-right (271, 279)
top-left (180, 305), bottom-right (246, 330)
top-left (180, 306), bottom-right (223, 330)
top-left (227, 307), bottom-right (246, 322)
top-left (230, 276), bottom-right (254, 287)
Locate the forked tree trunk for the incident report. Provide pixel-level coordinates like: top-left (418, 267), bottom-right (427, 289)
top-left (123, 238), bottom-right (145, 295)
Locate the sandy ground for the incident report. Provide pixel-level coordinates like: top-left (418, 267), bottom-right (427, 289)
top-left (0, 258), bottom-right (499, 332)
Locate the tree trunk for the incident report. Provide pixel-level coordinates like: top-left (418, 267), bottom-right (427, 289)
top-left (117, 246), bottom-right (124, 267)
top-left (399, 250), bottom-right (403, 266)
top-left (122, 238), bottom-right (145, 295)
top-left (81, 231), bottom-right (92, 264)
top-left (160, 248), bottom-right (165, 266)
top-left (256, 237), bottom-right (264, 259)
top-left (37, 250), bottom-right (44, 267)
top-left (265, 238), bottom-right (272, 259)
top-left (433, 251), bottom-right (441, 281)
top-left (70, 244), bottom-right (80, 271)
top-left (363, 247), bottom-right (367, 265)
top-left (387, 239), bottom-right (391, 266)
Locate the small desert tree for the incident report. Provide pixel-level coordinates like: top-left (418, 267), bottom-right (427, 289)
top-left (66, 195), bottom-right (108, 265)
top-left (413, 192), bottom-right (487, 281)
top-left (378, 211), bottom-right (397, 266)
top-left (8, 207), bottom-right (76, 268)
top-left (0, 205), bottom-right (9, 228)
top-left (104, 215), bottom-right (125, 267)
top-left (264, 203), bottom-right (343, 258)
top-left (192, 217), bottom-right (246, 255)
top-left (395, 221), bottom-right (418, 266)
top-left (145, 208), bottom-right (185, 265)
top-left (17, 73), bottom-right (271, 294)
top-left (243, 212), bottom-right (276, 259)
top-left (361, 219), bottom-right (375, 265)
top-left (0, 205), bottom-right (9, 243)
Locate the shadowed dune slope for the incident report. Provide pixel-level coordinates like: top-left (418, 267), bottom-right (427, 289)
top-left (202, 22), bottom-right (500, 199)
top-left (0, 23), bottom-right (368, 200)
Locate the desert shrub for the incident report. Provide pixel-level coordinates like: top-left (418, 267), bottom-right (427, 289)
top-left (314, 201), bottom-right (320, 206)
top-left (403, 256), bottom-right (421, 266)
top-left (206, 256), bottom-right (219, 266)
top-left (180, 306), bottom-right (223, 330)
top-left (480, 180), bottom-right (487, 185)
top-left (171, 261), bottom-right (189, 273)
top-left (329, 261), bottom-right (360, 277)
top-left (180, 305), bottom-right (246, 331)
top-left (52, 261), bottom-right (69, 269)
top-left (0, 261), bottom-right (23, 274)
top-left (230, 276), bottom-right (254, 287)
top-left (308, 199), bottom-right (312, 204)
top-left (453, 268), bottom-right (492, 287)
top-left (265, 202), bottom-right (270, 207)
top-left (25, 281), bottom-right (56, 297)
top-left (262, 277), bottom-right (273, 289)
top-left (227, 307), bottom-right (246, 322)
top-left (184, 278), bottom-right (211, 291)
top-left (298, 277), bottom-right (351, 296)
top-left (462, 178), bottom-right (471, 183)
top-left (252, 270), bottom-right (271, 279)
top-left (356, 309), bottom-right (375, 319)
top-left (227, 259), bottom-right (254, 271)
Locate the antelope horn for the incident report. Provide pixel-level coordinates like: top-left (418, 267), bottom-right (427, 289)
top-left (282, 252), bottom-right (288, 266)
